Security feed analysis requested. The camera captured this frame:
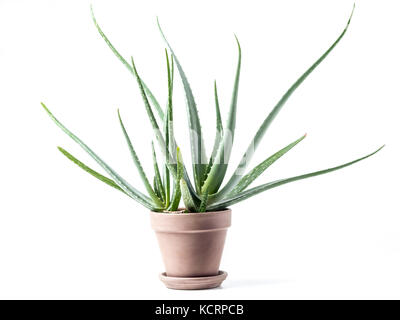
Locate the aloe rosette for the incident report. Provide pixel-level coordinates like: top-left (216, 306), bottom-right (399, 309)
top-left (42, 4), bottom-right (383, 212)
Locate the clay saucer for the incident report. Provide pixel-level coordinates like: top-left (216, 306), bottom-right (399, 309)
top-left (159, 271), bottom-right (228, 290)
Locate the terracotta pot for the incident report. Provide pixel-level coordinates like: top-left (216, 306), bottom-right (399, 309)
top-left (150, 209), bottom-right (231, 289)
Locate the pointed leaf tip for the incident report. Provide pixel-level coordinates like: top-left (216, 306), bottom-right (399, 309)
top-left (213, 5), bottom-right (356, 201)
top-left (234, 34), bottom-right (241, 51)
top-left (156, 16), bottom-right (162, 30)
top-left (209, 144), bottom-right (384, 210)
top-left (41, 102), bottom-right (48, 110)
top-left (347, 3), bottom-right (356, 26)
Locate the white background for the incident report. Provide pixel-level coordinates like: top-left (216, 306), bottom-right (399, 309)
top-left (0, 0), bottom-right (399, 299)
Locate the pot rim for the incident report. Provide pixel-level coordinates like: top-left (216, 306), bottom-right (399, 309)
top-left (150, 208), bottom-right (231, 216)
top-left (150, 208), bottom-right (232, 232)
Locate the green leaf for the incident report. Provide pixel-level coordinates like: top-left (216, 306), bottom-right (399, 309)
top-left (199, 188), bottom-right (209, 213)
top-left (130, 57), bottom-right (178, 176)
top-left (202, 36), bottom-right (241, 194)
top-left (213, 81), bottom-right (223, 133)
top-left (167, 180), bottom-right (181, 211)
top-left (144, 84), bottom-right (164, 121)
top-left (167, 147), bottom-right (183, 211)
top-left (131, 57), bottom-right (164, 143)
top-left (57, 146), bottom-right (126, 193)
top-left (215, 5), bottom-right (355, 201)
top-left (203, 81), bottom-right (224, 182)
top-left (167, 183), bottom-right (181, 211)
top-left (90, 5), bottom-right (164, 121)
top-left (168, 181), bottom-right (182, 211)
top-left (41, 103), bottom-right (157, 210)
top-left (208, 144), bottom-right (384, 210)
top-left (180, 179), bottom-right (199, 212)
top-left (174, 148), bottom-right (198, 212)
top-left (157, 18), bottom-right (208, 193)
top-left (130, 53), bottom-right (200, 205)
top-left (163, 50), bottom-right (173, 207)
top-left (153, 176), bottom-right (162, 200)
top-left (118, 110), bottom-right (163, 206)
top-left (230, 134), bottom-right (306, 195)
top-left (129, 56), bottom-right (180, 186)
top-left (182, 167), bottom-right (202, 205)
top-left (152, 142), bottom-right (165, 203)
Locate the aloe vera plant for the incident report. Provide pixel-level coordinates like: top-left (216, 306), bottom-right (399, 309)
top-left (42, 5), bottom-right (383, 213)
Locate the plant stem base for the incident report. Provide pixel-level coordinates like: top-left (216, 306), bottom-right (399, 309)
top-left (159, 271), bottom-right (228, 290)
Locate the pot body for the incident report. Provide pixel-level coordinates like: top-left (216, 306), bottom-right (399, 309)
top-left (150, 209), bottom-right (231, 277)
